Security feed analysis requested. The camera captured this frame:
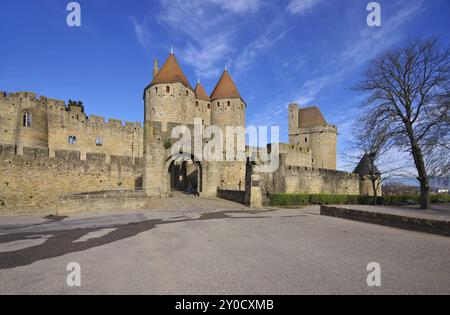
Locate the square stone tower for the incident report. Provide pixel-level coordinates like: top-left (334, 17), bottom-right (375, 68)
top-left (289, 103), bottom-right (337, 170)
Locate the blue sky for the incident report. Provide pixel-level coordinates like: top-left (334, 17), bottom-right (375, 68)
top-left (1, 0), bottom-right (449, 170)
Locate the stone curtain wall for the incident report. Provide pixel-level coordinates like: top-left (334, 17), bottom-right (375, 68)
top-left (283, 167), bottom-right (360, 195)
top-left (275, 143), bottom-right (312, 168)
top-left (255, 154), bottom-right (361, 205)
top-left (0, 144), bottom-right (143, 214)
top-left (0, 91), bottom-right (144, 161)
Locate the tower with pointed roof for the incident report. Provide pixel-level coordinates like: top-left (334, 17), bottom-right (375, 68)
top-left (144, 52), bottom-right (196, 128)
top-left (194, 80), bottom-right (211, 126)
top-left (354, 154), bottom-right (382, 196)
top-left (210, 69), bottom-right (247, 189)
top-left (210, 69), bottom-right (246, 145)
top-left (143, 52), bottom-right (247, 197)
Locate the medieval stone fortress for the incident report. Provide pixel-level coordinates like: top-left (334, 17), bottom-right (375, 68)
top-left (0, 52), bottom-right (375, 214)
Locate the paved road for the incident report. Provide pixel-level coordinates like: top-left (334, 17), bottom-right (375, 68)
top-left (0, 198), bottom-right (449, 295)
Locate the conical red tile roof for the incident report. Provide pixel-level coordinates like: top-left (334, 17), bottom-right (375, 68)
top-left (150, 53), bottom-right (192, 89)
top-left (210, 70), bottom-right (242, 100)
top-left (195, 82), bottom-right (210, 101)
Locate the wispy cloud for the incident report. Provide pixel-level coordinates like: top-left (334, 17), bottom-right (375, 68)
top-left (235, 22), bottom-right (291, 74)
top-left (210, 0), bottom-right (263, 13)
top-left (183, 33), bottom-right (235, 79)
top-left (249, 0), bottom-right (426, 147)
top-left (292, 0), bottom-right (426, 105)
top-left (129, 16), bottom-right (153, 53)
top-left (152, 0), bottom-right (264, 78)
top-left (282, 55), bottom-right (306, 70)
top-left (287, 0), bottom-right (324, 15)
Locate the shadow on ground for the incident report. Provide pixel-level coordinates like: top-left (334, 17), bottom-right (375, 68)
top-left (0, 209), bottom-right (307, 269)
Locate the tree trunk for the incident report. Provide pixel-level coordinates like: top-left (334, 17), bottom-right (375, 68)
top-left (371, 178), bottom-right (378, 205)
top-left (420, 184), bottom-right (431, 210)
top-left (405, 123), bottom-right (431, 209)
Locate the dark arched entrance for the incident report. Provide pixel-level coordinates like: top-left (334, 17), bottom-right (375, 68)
top-left (164, 155), bottom-right (202, 195)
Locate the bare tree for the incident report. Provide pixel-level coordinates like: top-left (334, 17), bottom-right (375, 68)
top-left (350, 126), bottom-right (406, 205)
top-left (355, 37), bottom-right (450, 209)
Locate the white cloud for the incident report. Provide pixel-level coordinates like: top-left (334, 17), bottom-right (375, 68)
top-left (153, 0), bottom-right (247, 78)
top-left (129, 16), bottom-right (153, 53)
top-left (235, 24), bottom-right (291, 73)
top-left (292, 0), bottom-right (426, 106)
top-left (129, 0), bottom-right (267, 78)
top-left (287, 0), bottom-right (323, 15)
top-left (210, 0), bottom-right (262, 13)
top-left (282, 55), bottom-right (306, 70)
top-left (183, 33), bottom-right (235, 78)
top-left (249, 0), bottom-right (426, 150)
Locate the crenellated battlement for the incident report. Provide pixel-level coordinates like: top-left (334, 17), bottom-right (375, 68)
top-left (285, 164), bottom-right (359, 178)
top-left (0, 91), bottom-right (142, 129)
top-left (274, 143), bottom-right (311, 153)
top-left (85, 116), bottom-right (142, 129)
top-left (0, 91), bottom-right (143, 164)
top-left (0, 143), bottom-right (143, 170)
top-left (0, 142), bottom-right (143, 212)
top-left (298, 124), bottom-right (338, 132)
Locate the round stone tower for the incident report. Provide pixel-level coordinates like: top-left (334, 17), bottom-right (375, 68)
top-left (209, 69), bottom-right (246, 190)
top-left (194, 81), bottom-right (211, 126)
top-left (143, 52), bottom-right (198, 197)
top-left (143, 53), bottom-right (196, 128)
top-left (210, 69), bottom-right (246, 135)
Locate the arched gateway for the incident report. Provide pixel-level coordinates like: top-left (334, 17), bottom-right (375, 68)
top-left (163, 154), bottom-right (202, 195)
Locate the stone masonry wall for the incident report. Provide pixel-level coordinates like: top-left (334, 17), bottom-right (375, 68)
top-left (276, 143), bottom-right (312, 168)
top-left (0, 91), bottom-right (143, 161)
top-left (296, 125), bottom-right (337, 170)
top-left (255, 154), bottom-right (360, 205)
top-left (0, 144), bottom-right (143, 214)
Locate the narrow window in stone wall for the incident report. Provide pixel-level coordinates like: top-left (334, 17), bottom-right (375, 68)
top-left (227, 101), bottom-right (231, 107)
top-left (186, 90), bottom-right (189, 96)
top-left (196, 101), bottom-right (199, 107)
top-left (68, 136), bottom-right (77, 145)
top-left (166, 86), bottom-right (170, 93)
top-left (155, 87), bottom-right (158, 93)
top-left (22, 112), bottom-right (32, 128)
top-left (96, 137), bottom-right (103, 146)
top-left (207, 104), bottom-right (211, 109)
